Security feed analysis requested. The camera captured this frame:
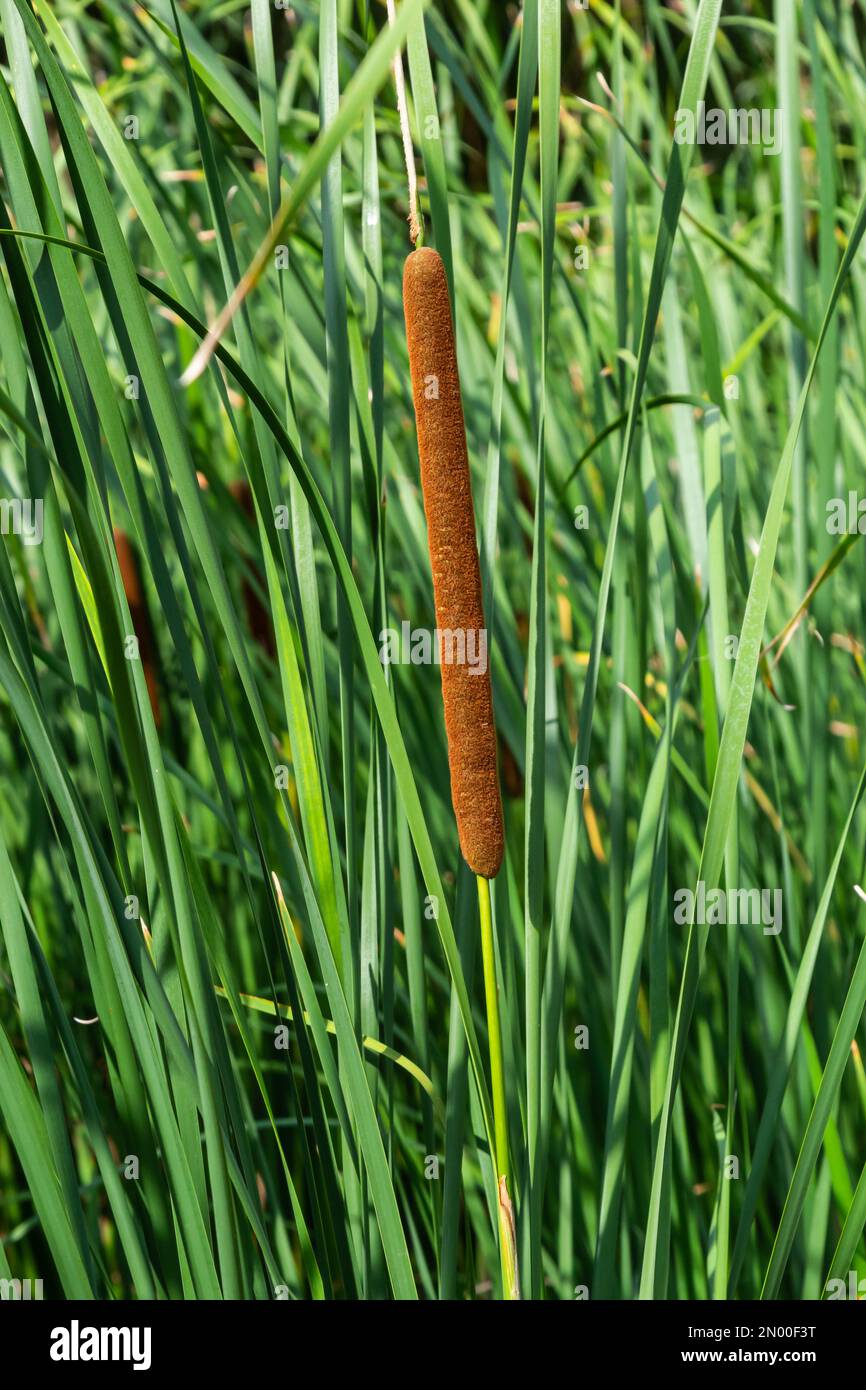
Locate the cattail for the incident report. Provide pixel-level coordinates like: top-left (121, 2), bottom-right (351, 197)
top-left (228, 479), bottom-right (275, 660)
top-left (403, 247), bottom-right (504, 879)
top-left (197, 473), bottom-right (275, 659)
top-left (113, 528), bottom-right (161, 727)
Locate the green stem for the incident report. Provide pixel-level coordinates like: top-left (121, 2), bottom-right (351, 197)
top-left (477, 873), bottom-right (520, 1299)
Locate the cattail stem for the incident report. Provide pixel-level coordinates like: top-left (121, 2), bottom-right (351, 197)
top-left (386, 0), bottom-right (421, 245)
top-left (477, 873), bottom-right (520, 1300)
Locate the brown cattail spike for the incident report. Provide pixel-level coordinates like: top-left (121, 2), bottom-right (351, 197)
top-left (403, 247), bottom-right (504, 879)
top-left (113, 528), bottom-right (161, 728)
top-left (229, 480), bottom-right (276, 660)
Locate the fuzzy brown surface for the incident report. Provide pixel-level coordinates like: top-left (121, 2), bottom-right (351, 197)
top-left (403, 247), bottom-right (504, 878)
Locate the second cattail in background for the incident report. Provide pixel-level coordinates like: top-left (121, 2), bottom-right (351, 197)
top-left (114, 527), bottom-right (161, 728)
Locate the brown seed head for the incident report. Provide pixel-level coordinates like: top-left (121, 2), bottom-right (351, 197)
top-left (229, 479), bottom-right (275, 659)
top-left (403, 247), bottom-right (504, 878)
top-left (113, 527), bottom-right (161, 727)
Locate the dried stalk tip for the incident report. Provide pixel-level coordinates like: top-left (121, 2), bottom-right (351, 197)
top-left (403, 247), bottom-right (504, 879)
